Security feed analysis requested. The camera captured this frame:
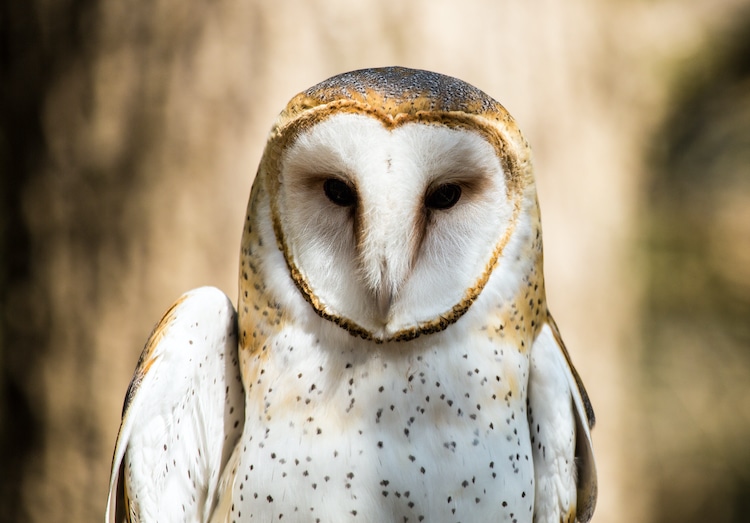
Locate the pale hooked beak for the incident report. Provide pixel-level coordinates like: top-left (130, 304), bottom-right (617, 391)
top-left (373, 257), bottom-right (395, 325)
top-left (357, 196), bottom-right (416, 331)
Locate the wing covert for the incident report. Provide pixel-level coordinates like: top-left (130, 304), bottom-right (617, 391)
top-left (105, 286), bottom-right (245, 523)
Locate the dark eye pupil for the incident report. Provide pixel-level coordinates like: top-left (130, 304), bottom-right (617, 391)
top-left (323, 178), bottom-right (356, 207)
top-left (426, 183), bottom-right (462, 210)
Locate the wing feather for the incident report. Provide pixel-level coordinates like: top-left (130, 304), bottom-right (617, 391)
top-left (105, 287), bottom-right (245, 523)
top-left (528, 316), bottom-right (597, 523)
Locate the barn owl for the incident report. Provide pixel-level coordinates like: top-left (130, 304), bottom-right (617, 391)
top-left (106, 66), bottom-right (597, 523)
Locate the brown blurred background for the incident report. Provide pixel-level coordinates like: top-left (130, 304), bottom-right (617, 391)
top-left (2, 0), bottom-right (749, 521)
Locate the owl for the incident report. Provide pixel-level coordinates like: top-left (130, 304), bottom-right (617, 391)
top-left (106, 66), bottom-right (596, 523)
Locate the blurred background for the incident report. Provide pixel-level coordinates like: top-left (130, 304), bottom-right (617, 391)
top-left (2, 0), bottom-right (749, 521)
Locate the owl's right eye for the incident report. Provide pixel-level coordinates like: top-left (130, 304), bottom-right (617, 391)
top-left (323, 178), bottom-right (357, 207)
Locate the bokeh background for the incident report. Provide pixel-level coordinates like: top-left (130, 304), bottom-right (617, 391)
top-left (2, 0), bottom-right (749, 521)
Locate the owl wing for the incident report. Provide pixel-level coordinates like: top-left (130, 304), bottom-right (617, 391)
top-left (105, 287), bottom-right (245, 523)
top-left (527, 315), bottom-right (597, 523)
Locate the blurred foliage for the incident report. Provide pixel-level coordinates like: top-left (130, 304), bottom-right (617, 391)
top-left (642, 9), bottom-right (750, 523)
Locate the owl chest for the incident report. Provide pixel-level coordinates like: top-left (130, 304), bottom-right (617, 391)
top-left (230, 332), bottom-right (535, 522)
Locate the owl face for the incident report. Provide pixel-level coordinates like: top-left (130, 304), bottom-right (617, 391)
top-left (276, 114), bottom-right (515, 340)
top-left (254, 67), bottom-right (537, 343)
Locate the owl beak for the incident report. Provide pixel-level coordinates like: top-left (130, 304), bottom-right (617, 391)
top-left (358, 206), bottom-right (415, 330)
top-left (376, 293), bottom-right (392, 323)
top-left (374, 259), bottom-right (395, 323)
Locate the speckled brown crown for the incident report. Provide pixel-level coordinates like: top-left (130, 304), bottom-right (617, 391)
top-left (293, 67), bottom-right (506, 119)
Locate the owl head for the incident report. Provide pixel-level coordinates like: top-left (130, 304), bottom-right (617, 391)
top-left (243, 67), bottom-right (542, 344)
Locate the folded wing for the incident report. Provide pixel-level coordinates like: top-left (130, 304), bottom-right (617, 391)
top-left (105, 287), bottom-right (245, 523)
top-left (528, 316), bottom-right (597, 523)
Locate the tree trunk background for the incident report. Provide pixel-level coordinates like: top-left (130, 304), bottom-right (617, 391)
top-left (2, 1), bottom-right (749, 521)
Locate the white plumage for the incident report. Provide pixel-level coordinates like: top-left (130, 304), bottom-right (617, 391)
top-left (106, 67), bottom-right (596, 523)
top-left (106, 287), bottom-right (243, 522)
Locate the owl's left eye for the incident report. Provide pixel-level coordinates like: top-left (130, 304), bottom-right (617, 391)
top-left (323, 178), bottom-right (357, 207)
top-left (425, 183), bottom-right (462, 210)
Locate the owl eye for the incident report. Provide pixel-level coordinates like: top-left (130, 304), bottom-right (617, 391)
top-left (323, 178), bottom-right (357, 207)
top-left (425, 183), bottom-right (462, 210)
